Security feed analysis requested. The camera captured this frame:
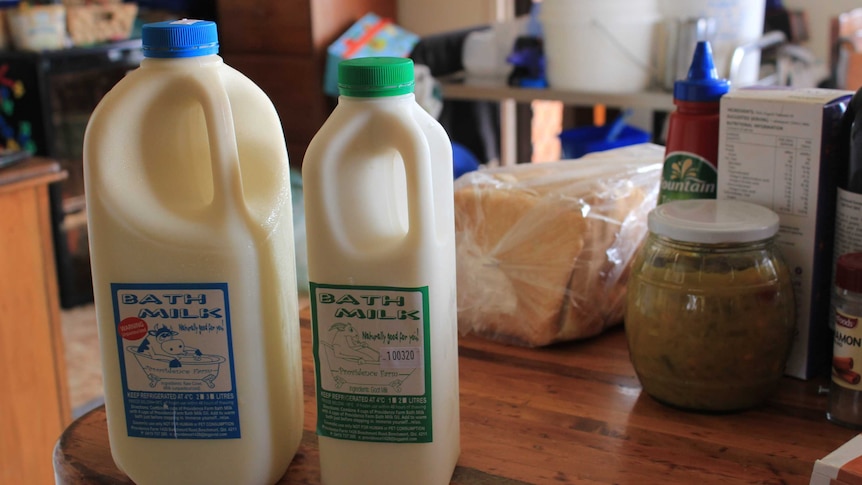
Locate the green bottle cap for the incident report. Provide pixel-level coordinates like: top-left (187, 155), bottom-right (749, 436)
top-left (338, 57), bottom-right (415, 97)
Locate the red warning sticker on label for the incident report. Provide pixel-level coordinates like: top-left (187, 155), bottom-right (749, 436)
top-left (118, 317), bottom-right (148, 341)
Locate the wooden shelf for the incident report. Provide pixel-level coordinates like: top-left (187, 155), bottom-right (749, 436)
top-left (438, 73), bottom-right (674, 165)
top-left (439, 73), bottom-right (676, 111)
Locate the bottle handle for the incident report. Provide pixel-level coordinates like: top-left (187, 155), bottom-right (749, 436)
top-left (193, 69), bottom-right (247, 226)
top-left (90, 69), bottom-right (248, 243)
top-left (384, 109), bottom-right (437, 247)
top-left (315, 108), bottom-right (437, 255)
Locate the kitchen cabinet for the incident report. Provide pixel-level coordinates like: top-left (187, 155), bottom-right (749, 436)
top-left (0, 157), bottom-right (70, 485)
top-left (0, 40), bottom-right (143, 308)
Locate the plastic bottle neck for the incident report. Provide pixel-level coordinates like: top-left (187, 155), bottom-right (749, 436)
top-left (338, 93), bottom-right (415, 105)
top-left (141, 54), bottom-right (223, 69)
top-left (674, 98), bottom-right (721, 114)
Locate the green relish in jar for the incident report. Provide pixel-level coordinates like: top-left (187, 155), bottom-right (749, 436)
top-left (625, 199), bottom-right (795, 412)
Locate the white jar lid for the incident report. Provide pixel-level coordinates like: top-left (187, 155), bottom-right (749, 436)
top-left (648, 199), bottom-right (779, 244)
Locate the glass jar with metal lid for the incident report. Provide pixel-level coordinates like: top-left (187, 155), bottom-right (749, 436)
top-left (625, 199), bottom-right (796, 412)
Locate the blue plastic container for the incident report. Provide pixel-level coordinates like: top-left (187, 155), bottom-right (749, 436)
top-left (559, 124), bottom-right (651, 159)
top-left (452, 141), bottom-right (480, 179)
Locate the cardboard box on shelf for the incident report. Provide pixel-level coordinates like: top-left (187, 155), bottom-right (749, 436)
top-left (810, 434), bottom-right (862, 485)
top-left (323, 12), bottom-right (418, 97)
top-left (66, 2), bottom-right (138, 46)
top-left (7, 4), bottom-right (67, 51)
top-left (717, 87), bottom-right (852, 380)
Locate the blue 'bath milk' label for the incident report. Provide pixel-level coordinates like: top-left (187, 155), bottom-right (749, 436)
top-left (111, 283), bottom-right (240, 439)
top-left (310, 283), bottom-right (433, 443)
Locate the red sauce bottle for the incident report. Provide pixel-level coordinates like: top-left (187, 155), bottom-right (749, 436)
top-left (658, 41), bottom-right (730, 204)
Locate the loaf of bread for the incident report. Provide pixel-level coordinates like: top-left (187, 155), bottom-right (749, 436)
top-left (454, 143), bottom-right (663, 346)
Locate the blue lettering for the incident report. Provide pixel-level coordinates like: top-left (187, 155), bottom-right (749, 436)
top-left (185, 294), bottom-right (206, 304)
top-left (139, 308), bottom-right (169, 318)
top-left (139, 294), bottom-right (162, 305)
top-left (201, 308), bottom-right (222, 318)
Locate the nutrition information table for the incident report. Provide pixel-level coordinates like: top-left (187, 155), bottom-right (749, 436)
top-left (721, 128), bottom-right (814, 218)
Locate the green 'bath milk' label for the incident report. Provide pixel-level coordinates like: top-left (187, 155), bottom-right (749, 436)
top-left (658, 151), bottom-right (717, 204)
top-left (310, 283), bottom-right (432, 443)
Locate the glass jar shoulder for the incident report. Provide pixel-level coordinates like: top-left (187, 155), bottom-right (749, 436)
top-left (631, 235), bottom-right (789, 290)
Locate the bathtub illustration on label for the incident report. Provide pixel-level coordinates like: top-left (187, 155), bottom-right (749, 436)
top-left (320, 322), bottom-right (415, 393)
top-left (126, 324), bottom-right (225, 388)
top-left (126, 347), bottom-right (225, 388)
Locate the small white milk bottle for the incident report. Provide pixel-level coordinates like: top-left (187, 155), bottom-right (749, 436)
top-left (302, 57), bottom-right (460, 485)
top-left (83, 19), bottom-right (303, 485)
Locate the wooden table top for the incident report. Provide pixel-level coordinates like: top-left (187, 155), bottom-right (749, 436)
top-left (54, 310), bottom-right (859, 484)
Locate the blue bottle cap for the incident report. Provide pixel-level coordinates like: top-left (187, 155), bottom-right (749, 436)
top-left (142, 19), bottom-right (219, 59)
top-left (673, 41), bottom-right (730, 103)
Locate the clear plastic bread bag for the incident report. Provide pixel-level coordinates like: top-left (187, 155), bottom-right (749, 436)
top-left (454, 143), bottom-right (664, 346)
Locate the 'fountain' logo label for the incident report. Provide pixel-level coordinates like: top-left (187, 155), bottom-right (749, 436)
top-left (658, 152), bottom-right (717, 204)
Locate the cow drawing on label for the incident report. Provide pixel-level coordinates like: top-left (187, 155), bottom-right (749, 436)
top-left (127, 323), bottom-right (225, 389)
top-left (327, 322), bottom-right (379, 364)
top-left (319, 321), bottom-right (416, 393)
top-left (137, 324), bottom-right (202, 366)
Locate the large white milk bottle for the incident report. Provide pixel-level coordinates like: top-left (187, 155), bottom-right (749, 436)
top-left (83, 19), bottom-right (303, 485)
top-left (302, 57), bottom-right (460, 485)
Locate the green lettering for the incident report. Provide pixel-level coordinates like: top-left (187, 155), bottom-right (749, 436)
top-left (334, 308), bottom-right (365, 318)
top-left (336, 294), bottom-right (360, 305)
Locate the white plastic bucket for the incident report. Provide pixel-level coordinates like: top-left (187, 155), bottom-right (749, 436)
top-left (541, 0), bottom-right (659, 19)
top-left (540, 0), bottom-right (660, 92)
top-left (658, 0), bottom-right (766, 86)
